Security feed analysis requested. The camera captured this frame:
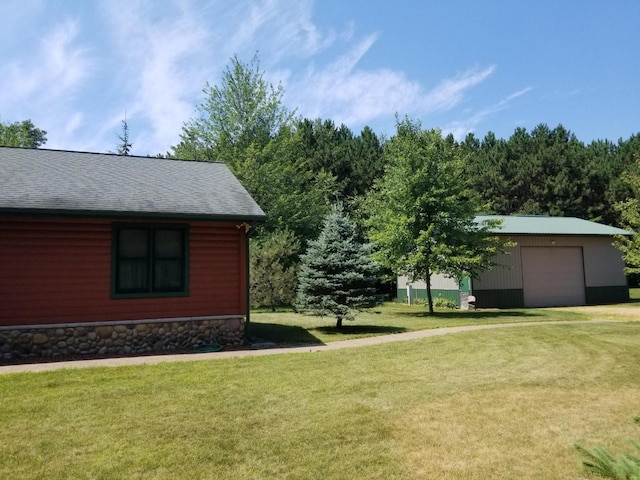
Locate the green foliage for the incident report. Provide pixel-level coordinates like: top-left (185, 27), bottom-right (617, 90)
top-left (365, 116), bottom-right (503, 314)
top-left (433, 296), bottom-right (457, 309)
top-left (169, 54), bottom-right (334, 245)
top-left (461, 125), bottom-right (640, 226)
top-left (575, 442), bottom-right (640, 479)
top-left (235, 127), bottom-right (336, 243)
top-left (0, 119), bottom-right (47, 148)
top-left (297, 205), bottom-right (380, 328)
top-left (250, 230), bottom-right (300, 311)
top-left (575, 416), bottom-right (640, 479)
top-left (297, 119), bottom-right (385, 201)
top-left (615, 161), bottom-right (640, 274)
top-left (172, 53), bottom-right (295, 159)
top-left (413, 296), bottom-right (457, 309)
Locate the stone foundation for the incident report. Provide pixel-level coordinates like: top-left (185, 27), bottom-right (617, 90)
top-left (0, 316), bottom-right (245, 363)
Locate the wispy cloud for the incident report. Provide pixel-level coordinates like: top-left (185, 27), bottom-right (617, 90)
top-left (0, 0), bottom-right (509, 154)
top-left (422, 66), bottom-right (496, 113)
top-left (0, 18), bottom-right (94, 149)
top-left (287, 37), bottom-right (495, 128)
top-left (0, 19), bottom-right (92, 107)
top-left (97, 0), bottom-right (340, 154)
top-left (442, 87), bottom-right (532, 140)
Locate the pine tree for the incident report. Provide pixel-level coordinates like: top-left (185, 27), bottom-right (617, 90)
top-left (296, 205), bottom-right (379, 328)
top-left (114, 115), bottom-right (132, 155)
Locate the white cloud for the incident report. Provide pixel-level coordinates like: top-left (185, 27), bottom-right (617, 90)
top-left (96, 0), bottom-right (343, 154)
top-left (0, 19), bottom-right (92, 107)
top-left (442, 87), bottom-right (532, 140)
top-left (287, 36), bottom-right (495, 129)
top-left (0, 17), bottom-right (94, 150)
top-left (421, 66), bottom-right (496, 113)
top-left (0, 0), bottom-right (510, 154)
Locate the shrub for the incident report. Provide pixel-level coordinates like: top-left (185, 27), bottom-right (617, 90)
top-left (433, 296), bottom-right (457, 309)
top-left (575, 417), bottom-right (640, 479)
top-left (412, 296), bottom-right (457, 309)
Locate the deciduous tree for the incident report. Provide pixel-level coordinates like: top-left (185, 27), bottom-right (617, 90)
top-left (172, 53), bottom-right (294, 161)
top-left (615, 160), bottom-right (640, 274)
top-left (0, 119), bottom-right (47, 148)
top-left (250, 229), bottom-right (300, 311)
top-left (366, 117), bottom-right (503, 314)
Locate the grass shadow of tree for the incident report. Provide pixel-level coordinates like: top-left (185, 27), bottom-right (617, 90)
top-left (248, 322), bottom-right (324, 345)
top-left (315, 325), bottom-right (407, 336)
top-left (398, 310), bottom-right (539, 320)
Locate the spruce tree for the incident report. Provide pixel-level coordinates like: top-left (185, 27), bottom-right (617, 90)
top-left (297, 205), bottom-right (379, 328)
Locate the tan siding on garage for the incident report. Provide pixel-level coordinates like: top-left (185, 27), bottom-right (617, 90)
top-left (397, 274), bottom-right (458, 290)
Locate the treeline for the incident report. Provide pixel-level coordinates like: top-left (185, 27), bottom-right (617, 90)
top-left (3, 54), bottom-right (640, 308)
top-left (461, 126), bottom-right (640, 226)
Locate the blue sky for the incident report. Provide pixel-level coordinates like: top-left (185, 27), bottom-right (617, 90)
top-left (1, 0), bottom-right (638, 156)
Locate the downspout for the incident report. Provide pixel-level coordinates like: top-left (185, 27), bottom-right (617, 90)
top-left (245, 221), bottom-right (258, 341)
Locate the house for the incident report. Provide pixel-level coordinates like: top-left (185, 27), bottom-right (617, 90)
top-left (398, 215), bottom-right (630, 308)
top-left (0, 147), bottom-right (265, 361)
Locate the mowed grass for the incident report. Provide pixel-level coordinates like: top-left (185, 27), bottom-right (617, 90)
top-left (249, 289), bottom-right (640, 345)
top-left (2, 321), bottom-right (640, 479)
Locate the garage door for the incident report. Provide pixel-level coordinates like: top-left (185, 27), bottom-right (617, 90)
top-left (521, 247), bottom-right (586, 307)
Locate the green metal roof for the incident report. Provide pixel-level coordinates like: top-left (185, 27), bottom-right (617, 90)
top-left (475, 215), bottom-right (630, 236)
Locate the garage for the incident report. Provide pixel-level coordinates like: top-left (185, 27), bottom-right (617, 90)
top-left (398, 215), bottom-right (630, 309)
top-left (521, 247), bottom-right (586, 307)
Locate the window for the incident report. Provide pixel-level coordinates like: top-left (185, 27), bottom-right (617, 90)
top-left (112, 224), bottom-right (188, 297)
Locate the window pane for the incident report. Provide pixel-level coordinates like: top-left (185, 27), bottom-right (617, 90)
top-left (119, 229), bottom-right (148, 257)
top-left (153, 259), bottom-right (183, 291)
top-left (155, 229), bottom-right (183, 258)
top-left (118, 259), bottom-right (149, 291)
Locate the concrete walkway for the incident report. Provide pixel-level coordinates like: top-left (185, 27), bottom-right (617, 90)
top-left (0, 319), bottom-right (614, 375)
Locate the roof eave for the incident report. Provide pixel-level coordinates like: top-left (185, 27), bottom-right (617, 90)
top-left (0, 208), bottom-right (267, 223)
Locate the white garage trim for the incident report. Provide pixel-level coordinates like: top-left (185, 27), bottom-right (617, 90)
top-left (521, 247), bottom-right (586, 307)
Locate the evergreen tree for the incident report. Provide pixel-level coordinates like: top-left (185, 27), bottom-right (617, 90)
top-left (114, 116), bottom-right (133, 155)
top-left (297, 205), bottom-right (379, 328)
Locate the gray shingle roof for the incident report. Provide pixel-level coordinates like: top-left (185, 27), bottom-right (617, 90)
top-left (476, 214), bottom-right (629, 236)
top-left (0, 147), bottom-right (266, 221)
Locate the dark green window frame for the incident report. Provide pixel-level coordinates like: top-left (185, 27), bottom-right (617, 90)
top-left (111, 223), bottom-right (189, 298)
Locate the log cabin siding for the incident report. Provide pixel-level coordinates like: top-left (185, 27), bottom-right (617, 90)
top-left (0, 216), bottom-right (246, 326)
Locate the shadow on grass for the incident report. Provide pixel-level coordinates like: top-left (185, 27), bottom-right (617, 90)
top-left (315, 325), bottom-right (408, 336)
top-left (398, 310), bottom-right (538, 319)
top-left (248, 322), bottom-right (324, 345)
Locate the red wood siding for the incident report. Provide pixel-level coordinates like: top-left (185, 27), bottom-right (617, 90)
top-left (0, 216), bottom-right (247, 326)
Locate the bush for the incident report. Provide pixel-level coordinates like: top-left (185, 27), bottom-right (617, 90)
top-left (433, 296), bottom-right (457, 309)
top-left (412, 296), bottom-right (457, 309)
top-left (575, 417), bottom-right (640, 479)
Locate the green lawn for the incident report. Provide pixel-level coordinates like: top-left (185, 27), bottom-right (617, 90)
top-left (249, 289), bottom-right (640, 345)
top-left (2, 320), bottom-right (640, 479)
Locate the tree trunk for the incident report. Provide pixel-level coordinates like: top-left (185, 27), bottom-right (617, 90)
top-left (425, 267), bottom-right (434, 314)
top-left (336, 317), bottom-right (343, 329)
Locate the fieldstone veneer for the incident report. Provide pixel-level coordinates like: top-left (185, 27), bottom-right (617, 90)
top-left (0, 316), bottom-right (245, 362)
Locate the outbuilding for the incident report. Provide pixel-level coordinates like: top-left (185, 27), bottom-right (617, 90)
top-left (398, 215), bottom-right (629, 308)
top-left (0, 147), bottom-right (265, 361)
